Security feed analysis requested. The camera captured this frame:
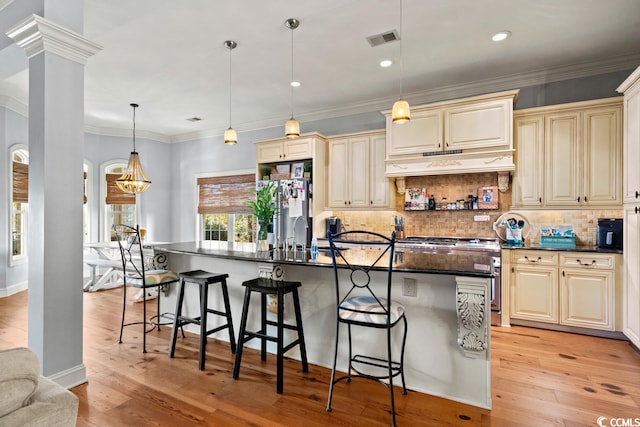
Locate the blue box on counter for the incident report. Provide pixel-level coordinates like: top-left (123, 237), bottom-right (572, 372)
top-left (540, 235), bottom-right (576, 248)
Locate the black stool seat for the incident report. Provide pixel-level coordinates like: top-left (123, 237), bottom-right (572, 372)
top-left (232, 277), bottom-right (308, 394)
top-left (169, 270), bottom-right (236, 370)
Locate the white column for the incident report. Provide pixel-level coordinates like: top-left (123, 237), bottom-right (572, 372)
top-left (7, 14), bottom-right (101, 385)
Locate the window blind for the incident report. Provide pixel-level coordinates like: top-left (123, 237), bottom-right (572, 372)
top-left (12, 161), bottom-right (28, 203)
top-left (106, 173), bottom-right (136, 205)
top-left (197, 174), bottom-right (255, 214)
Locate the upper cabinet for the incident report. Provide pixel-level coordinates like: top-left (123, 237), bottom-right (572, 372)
top-left (618, 67), bottom-right (640, 204)
top-left (383, 90), bottom-right (518, 177)
top-left (256, 136), bottom-right (314, 163)
top-left (328, 131), bottom-right (393, 209)
top-left (512, 98), bottom-right (622, 209)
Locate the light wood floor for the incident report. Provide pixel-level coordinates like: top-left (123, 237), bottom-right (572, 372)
top-left (1, 289), bottom-right (639, 426)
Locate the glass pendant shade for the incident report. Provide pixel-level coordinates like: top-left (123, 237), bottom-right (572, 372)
top-left (116, 151), bottom-right (151, 193)
top-left (117, 103), bottom-right (151, 193)
top-left (224, 127), bottom-right (238, 145)
top-left (392, 99), bottom-right (410, 124)
top-left (285, 116), bottom-right (300, 139)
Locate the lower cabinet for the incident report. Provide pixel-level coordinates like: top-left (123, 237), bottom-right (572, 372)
top-left (509, 250), bottom-right (620, 331)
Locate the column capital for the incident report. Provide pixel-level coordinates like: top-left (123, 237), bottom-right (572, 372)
top-left (6, 14), bottom-right (102, 64)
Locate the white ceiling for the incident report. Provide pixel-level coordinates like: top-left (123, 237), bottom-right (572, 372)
top-left (1, 0), bottom-right (640, 142)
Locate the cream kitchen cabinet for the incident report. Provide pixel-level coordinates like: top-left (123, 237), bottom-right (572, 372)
top-left (508, 249), bottom-right (621, 332)
top-left (383, 90), bottom-right (518, 177)
top-left (618, 65), bottom-right (640, 348)
top-left (510, 251), bottom-right (558, 323)
top-left (328, 131), bottom-right (391, 209)
top-left (256, 136), bottom-right (314, 163)
top-left (513, 98), bottom-right (622, 209)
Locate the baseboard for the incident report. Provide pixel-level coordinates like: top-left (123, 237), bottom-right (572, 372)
top-left (510, 319), bottom-right (627, 340)
top-left (47, 363), bottom-right (87, 389)
top-left (0, 281), bottom-right (28, 298)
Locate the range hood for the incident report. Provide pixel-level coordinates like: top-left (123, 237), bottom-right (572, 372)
top-left (382, 90), bottom-right (518, 190)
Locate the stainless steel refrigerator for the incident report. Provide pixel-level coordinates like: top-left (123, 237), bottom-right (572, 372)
top-left (265, 178), bottom-right (312, 249)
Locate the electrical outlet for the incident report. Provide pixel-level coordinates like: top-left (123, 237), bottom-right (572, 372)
top-left (402, 278), bottom-right (417, 297)
top-left (474, 215), bottom-right (490, 222)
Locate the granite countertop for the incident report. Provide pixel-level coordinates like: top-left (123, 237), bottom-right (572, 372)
top-left (154, 241), bottom-right (495, 278)
top-left (501, 243), bottom-right (623, 254)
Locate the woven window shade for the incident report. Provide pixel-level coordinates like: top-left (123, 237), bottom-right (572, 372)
top-left (12, 161), bottom-right (28, 203)
top-left (197, 174), bottom-right (255, 214)
top-left (106, 173), bottom-right (136, 205)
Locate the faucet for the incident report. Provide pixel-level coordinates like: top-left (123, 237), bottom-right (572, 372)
top-left (291, 216), bottom-right (308, 254)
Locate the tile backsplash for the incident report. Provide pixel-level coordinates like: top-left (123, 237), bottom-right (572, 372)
top-left (331, 172), bottom-right (622, 246)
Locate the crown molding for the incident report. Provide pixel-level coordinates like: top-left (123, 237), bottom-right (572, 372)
top-left (84, 125), bottom-right (171, 144)
top-left (6, 14), bottom-right (102, 64)
top-left (0, 95), bottom-right (28, 117)
top-left (0, 0), bottom-right (13, 13)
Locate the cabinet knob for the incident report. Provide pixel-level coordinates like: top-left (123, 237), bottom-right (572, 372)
top-left (538, 197), bottom-right (542, 204)
top-left (577, 197), bottom-right (581, 202)
top-left (636, 190), bottom-right (639, 199)
top-left (584, 196), bottom-right (588, 202)
top-left (344, 201), bottom-right (347, 205)
top-left (636, 206), bottom-right (639, 214)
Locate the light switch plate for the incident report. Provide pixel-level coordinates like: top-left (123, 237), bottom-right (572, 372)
top-left (403, 278), bottom-right (417, 297)
top-left (474, 215), bottom-right (491, 222)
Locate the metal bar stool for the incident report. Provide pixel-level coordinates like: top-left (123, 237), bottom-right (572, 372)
top-left (232, 277), bottom-right (308, 393)
top-left (169, 270), bottom-right (236, 370)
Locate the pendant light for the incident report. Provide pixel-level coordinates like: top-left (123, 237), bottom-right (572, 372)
top-left (224, 40), bottom-right (238, 145)
top-left (392, 0), bottom-right (410, 124)
top-left (116, 103), bottom-right (151, 193)
top-left (285, 18), bottom-right (300, 138)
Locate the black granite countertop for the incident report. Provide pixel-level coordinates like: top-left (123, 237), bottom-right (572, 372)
top-left (501, 243), bottom-right (622, 254)
top-left (153, 241), bottom-right (495, 278)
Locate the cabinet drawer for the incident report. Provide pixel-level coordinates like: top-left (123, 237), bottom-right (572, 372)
top-left (560, 253), bottom-right (615, 270)
top-left (511, 251), bottom-right (557, 266)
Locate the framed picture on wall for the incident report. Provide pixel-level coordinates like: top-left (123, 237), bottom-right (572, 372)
top-left (292, 162), bottom-right (304, 178)
top-left (478, 186), bottom-right (498, 209)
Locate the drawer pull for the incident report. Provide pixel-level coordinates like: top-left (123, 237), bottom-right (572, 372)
top-left (576, 259), bottom-right (596, 267)
top-left (524, 256), bottom-right (542, 263)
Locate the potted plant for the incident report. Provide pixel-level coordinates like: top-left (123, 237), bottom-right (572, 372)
top-left (303, 162), bottom-right (312, 178)
top-left (260, 166), bottom-right (271, 180)
top-left (247, 182), bottom-right (278, 250)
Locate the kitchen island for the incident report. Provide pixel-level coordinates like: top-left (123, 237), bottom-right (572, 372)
top-left (154, 241), bottom-right (495, 409)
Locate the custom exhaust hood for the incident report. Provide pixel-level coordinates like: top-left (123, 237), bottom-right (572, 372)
top-left (382, 90), bottom-right (519, 192)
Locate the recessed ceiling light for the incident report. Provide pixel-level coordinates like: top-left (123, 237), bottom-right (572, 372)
top-left (380, 59), bottom-right (393, 68)
top-left (291, 81), bottom-right (301, 87)
top-left (492, 31), bottom-right (511, 42)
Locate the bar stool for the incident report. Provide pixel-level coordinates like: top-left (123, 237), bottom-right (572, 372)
top-left (169, 270), bottom-right (236, 370)
top-left (232, 277), bottom-right (308, 393)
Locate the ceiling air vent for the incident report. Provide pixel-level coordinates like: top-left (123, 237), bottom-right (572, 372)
top-left (366, 30), bottom-right (399, 47)
top-left (186, 117), bottom-right (203, 122)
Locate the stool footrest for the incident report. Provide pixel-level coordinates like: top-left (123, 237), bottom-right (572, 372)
top-left (265, 320), bottom-right (301, 332)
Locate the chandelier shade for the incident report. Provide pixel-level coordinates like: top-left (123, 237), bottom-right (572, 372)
top-left (116, 103), bottom-right (151, 193)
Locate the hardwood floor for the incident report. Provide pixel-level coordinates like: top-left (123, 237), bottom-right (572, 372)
top-left (1, 289), bottom-right (639, 426)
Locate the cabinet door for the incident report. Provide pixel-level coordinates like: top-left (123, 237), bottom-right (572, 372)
top-left (510, 265), bottom-right (558, 323)
top-left (387, 109), bottom-right (443, 156)
top-left (623, 204), bottom-right (640, 346)
top-left (284, 138), bottom-right (312, 161)
top-left (582, 106), bottom-right (622, 206)
top-left (347, 136), bottom-right (370, 208)
top-left (445, 99), bottom-right (510, 150)
top-left (623, 89), bottom-right (640, 203)
top-left (369, 134), bottom-right (389, 207)
top-left (513, 115), bottom-right (544, 207)
top-left (256, 141), bottom-right (284, 163)
top-left (545, 112), bottom-right (580, 207)
top-left (560, 268), bottom-right (614, 330)
top-left (328, 139), bottom-right (349, 208)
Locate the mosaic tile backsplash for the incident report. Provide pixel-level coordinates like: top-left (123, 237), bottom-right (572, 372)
top-left (332, 173), bottom-right (622, 246)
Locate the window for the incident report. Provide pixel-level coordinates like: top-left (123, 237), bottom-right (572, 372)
top-left (102, 162), bottom-right (137, 241)
top-left (197, 173), bottom-right (256, 250)
top-left (10, 146), bottom-right (28, 263)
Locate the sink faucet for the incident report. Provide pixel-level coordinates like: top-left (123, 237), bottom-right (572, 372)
top-left (291, 216), bottom-right (308, 253)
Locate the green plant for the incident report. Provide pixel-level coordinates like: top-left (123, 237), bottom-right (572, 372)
top-left (247, 182), bottom-right (279, 240)
top-left (303, 162), bottom-right (312, 173)
top-left (260, 166), bottom-right (271, 178)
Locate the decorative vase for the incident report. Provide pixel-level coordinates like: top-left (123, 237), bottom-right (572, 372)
top-left (257, 221), bottom-right (270, 251)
